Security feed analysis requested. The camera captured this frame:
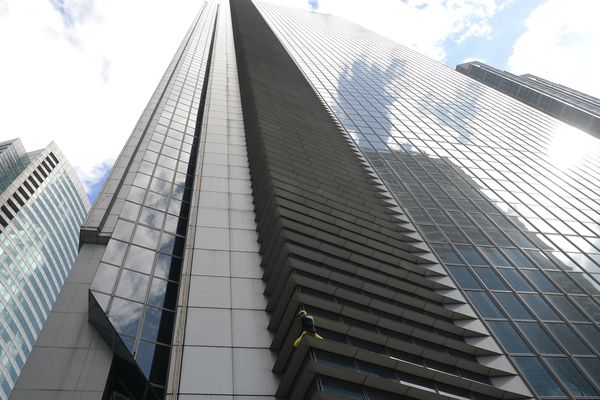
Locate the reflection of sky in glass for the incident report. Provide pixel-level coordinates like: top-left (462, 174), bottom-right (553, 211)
top-left (258, 3), bottom-right (600, 397)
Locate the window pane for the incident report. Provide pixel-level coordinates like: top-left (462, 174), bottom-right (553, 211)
top-left (545, 357), bottom-right (598, 396)
top-left (498, 268), bottom-right (534, 291)
top-left (319, 376), bottom-right (364, 400)
top-left (572, 324), bottom-right (600, 353)
top-left (546, 324), bottom-right (592, 355)
top-left (522, 270), bottom-right (559, 293)
top-left (517, 322), bottom-right (560, 354)
top-left (545, 295), bottom-right (588, 322)
top-left (465, 291), bottom-right (504, 318)
top-left (513, 357), bottom-right (564, 397)
top-left (446, 266), bottom-right (481, 289)
top-left (488, 321), bottom-right (530, 353)
top-left (313, 350), bottom-right (356, 372)
top-left (473, 267), bottom-right (508, 290)
top-left (519, 294), bottom-right (559, 320)
top-left (357, 360), bottom-right (396, 380)
top-left (576, 358), bottom-right (600, 389)
top-left (494, 292), bottom-right (533, 319)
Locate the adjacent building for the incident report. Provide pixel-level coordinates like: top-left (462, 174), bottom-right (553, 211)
top-left (9, 1), bottom-right (600, 399)
top-left (0, 139), bottom-right (90, 399)
top-left (456, 61), bottom-right (600, 138)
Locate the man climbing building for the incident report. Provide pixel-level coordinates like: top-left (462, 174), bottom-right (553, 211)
top-left (293, 310), bottom-right (324, 348)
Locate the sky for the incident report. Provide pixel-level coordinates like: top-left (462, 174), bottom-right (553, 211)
top-left (0, 0), bottom-right (598, 202)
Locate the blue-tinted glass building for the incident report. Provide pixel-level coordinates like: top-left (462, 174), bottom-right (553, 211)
top-left (0, 139), bottom-right (90, 399)
top-left (9, 1), bottom-right (600, 400)
top-left (456, 61), bottom-right (600, 138)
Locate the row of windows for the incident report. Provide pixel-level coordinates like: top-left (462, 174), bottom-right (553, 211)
top-left (91, 7), bottom-right (214, 390)
top-left (0, 164), bottom-right (87, 399)
top-left (0, 153), bottom-right (59, 229)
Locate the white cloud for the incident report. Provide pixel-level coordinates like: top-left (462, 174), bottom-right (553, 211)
top-left (0, 0), bottom-right (537, 197)
top-left (508, 0), bottom-right (600, 98)
top-left (265, 0), bottom-right (507, 61)
top-left (462, 57), bottom-right (486, 64)
top-left (0, 0), bottom-right (202, 192)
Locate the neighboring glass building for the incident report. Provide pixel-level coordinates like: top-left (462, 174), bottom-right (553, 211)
top-left (10, 1), bottom-right (599, 400)
top-left (0, 139), bottom-right (90, 399)
top-left (456, 61), bottom-right (600, 138)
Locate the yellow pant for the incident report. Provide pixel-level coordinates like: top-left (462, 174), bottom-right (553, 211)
top-left (293, 330), bottom-right (324, 348)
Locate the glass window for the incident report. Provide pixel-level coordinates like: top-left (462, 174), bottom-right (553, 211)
top-left (115, 270), bottom-right (150, 303)
top-left (497, 268), bottom-right (534, 291)
top-left (397, 371), bottom-right (436, 392)
top-left (571, 296), bottom-right (600, 322)
top-left (356, 360), bottom-right (396, 380)
top-left (547, 271), bottom-right (584, 294)
top-left (108, 298), bottom-right (143, 337)
top-left (502, 248), bottom-right (535, 268)
top-left (513, 357), bottom-right (564, 397)
top-left (545, 357), bottom-right (598, 396)
top-left (446, 266), bottom-right (481, 289)
top-left (517, 322), bottom-right (560, 354)
top-left (101, 239), bottom-right (128, 266)
top-left (420, 225), bottom-right (445, 242)
top-left (522, 270), bottom-right (559, 293)
top-left (487, 321), bottom-right (530, 353)
top-left (91, 263), bottom-right (120, 294)
top-left (473, 267), bottom-right (508, 290)
top-left (519, 294), bottom-right (559, 320)
top-left (365, 388), bottom-right (399, 400)
top-left (112, 219), bottom-right (135, 242)
top-left (576, 358), bottom-right (600, 389)
top-left (480, 247), bottom-right (510, 267)
top-left (141, 306), bottom-right (174, 344)
top-left (147, 278), bottom-right (178, 310)
top-left (319, 376), bottom-right (364, 399)
top-left (135, 340), bottom-right (170, 385)
top-left (493, 292), bottom-right (533, 319)
top-left (465, 291), bottom-right (504, 318)
top-left (313, 350), bottom-right (356, 372)
top-left (572, 324), bottom-right (600, 353)
top-left (124, 245), bottom-right (155, 274)
top-left (455, 245), bottom-right (487, 265)
top-left (545, 324), bottom-right (592, 355)
top-left (431, 244), bottom-right (462, 264)
top-left (132, 225), bottom-right (161, 250)
top-left (545, 295), bottom-right (588, 322)
top-left (139, 207), bottom-right (165, 230)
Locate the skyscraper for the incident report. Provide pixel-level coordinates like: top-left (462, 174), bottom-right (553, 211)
top-left (456, 61), bottom-right (600, 138)
top-left (10, 1), bottom-right (600, 399)
top-left (0, 139), bottom-right (90, 399)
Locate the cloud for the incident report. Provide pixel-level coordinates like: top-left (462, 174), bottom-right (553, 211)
top-left (0, 0), bottom-right (202, 197)
top-left (308, 0), bottom-right (319, 11)
top-left (461, 57), bottom-right (486, 64)
top-left (507, 0), bottom-right (600, 98)
top-left (264, 0), bottom-right (510, 62)
top-left (77, 159), bottom-right (114, 203)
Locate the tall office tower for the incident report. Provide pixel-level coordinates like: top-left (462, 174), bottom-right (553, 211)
top-left (456, 61), bottom-right (600, 138)
top-left (10, 1), bottom-right (600, 400)
top-left (0, 139), bottom-right (90, 399)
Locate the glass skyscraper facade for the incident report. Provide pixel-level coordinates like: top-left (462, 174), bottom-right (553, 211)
top-left (9, 1), bottom-right (599, 400)
top-left (257, 4), bottom-right (600, 398)
top-left (456, 61), bottom-right (600, 138)
top-left (0, 139), bottom-right (90, 399)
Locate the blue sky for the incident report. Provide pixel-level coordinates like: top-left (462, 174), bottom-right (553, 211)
top-left (442, 0), bottom-right (545, 70)
top-left (0, 0), bottom-right (597, 203)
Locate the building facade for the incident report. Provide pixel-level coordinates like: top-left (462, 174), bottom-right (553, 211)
top-left (9, 1), bottom-right (600, 399)
top-left (0, 139), bottom-right (90, 399)
top-left (456, 61), bottom-right (600, 138)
